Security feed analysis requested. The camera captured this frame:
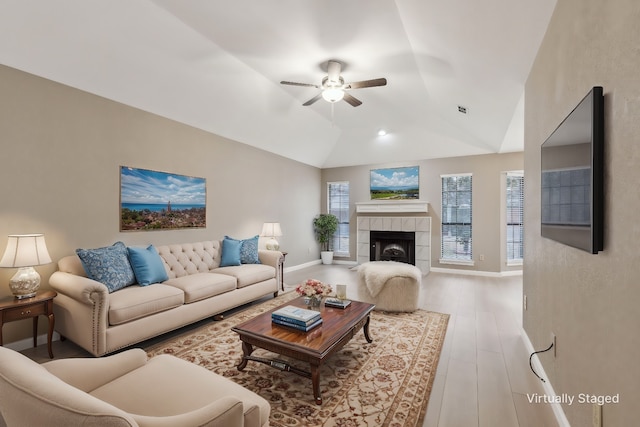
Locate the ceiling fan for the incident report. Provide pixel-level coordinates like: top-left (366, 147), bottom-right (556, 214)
top-left (280, 60), bottom-right (387, 107)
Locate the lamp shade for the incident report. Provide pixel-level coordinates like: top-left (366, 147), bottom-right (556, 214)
top-left (0, 234), bottom-right (52, 268)
top-left (260, 223), bottom-right (282, 238)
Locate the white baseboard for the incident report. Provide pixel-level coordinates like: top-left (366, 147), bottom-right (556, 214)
top-left (286, 262), bottom-right (519, 278)
top-left (283, 259), bottom-right (321, 273)
top-left (520, 327), bottom-right (571, 427)
top-left (4, 332), bottom-right (61, 352)
top-left (430, 267), bottom-right (523, 277)
top-left (332, 260), bottom-right (358, 266)
top-left (284, 259), bottom-right (358, 274)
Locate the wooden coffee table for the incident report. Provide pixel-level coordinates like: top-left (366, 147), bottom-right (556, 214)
top-left (232, 297), bottom-right (375, 405)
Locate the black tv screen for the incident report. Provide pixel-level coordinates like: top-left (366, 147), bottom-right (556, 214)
top-left (541, 86), bottom-right (604, 254)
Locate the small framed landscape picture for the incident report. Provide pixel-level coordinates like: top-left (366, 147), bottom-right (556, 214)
top-left (120, 166), bottom-right (206, 231)
top-left (370, 166), bottom-right (419, 200)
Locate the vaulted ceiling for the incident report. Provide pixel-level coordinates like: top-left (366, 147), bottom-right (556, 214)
top-left (0, 0), bottom-right (556, 168)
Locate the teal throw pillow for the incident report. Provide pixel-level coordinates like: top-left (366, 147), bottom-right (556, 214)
top-left (225, 235), bottom-right (261, 264)
top-left (76, 242), bottom-right (136, 293)
top-left (127, 245), bottom-right (169, 286)
top-left (220, 237), bottom-right (242, 267)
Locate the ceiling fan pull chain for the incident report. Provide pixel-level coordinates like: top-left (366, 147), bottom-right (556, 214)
top-left (331, 102), bottom-right (335, 126)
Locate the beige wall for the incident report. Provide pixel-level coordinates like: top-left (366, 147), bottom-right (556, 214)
top-left (524, 1), bottom-right (640, 425)
top-left (0, 64), bottom-right (321, 344)
top-left (322, 152), bottom-right (523, 273)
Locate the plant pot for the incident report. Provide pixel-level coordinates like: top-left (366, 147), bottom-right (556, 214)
top-left (320, 251), bottom-right (334, 265)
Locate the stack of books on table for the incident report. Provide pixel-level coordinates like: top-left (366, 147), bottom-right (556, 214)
top-left (324, 298), bottom-right (352, 309)
top-left (272, 305), bottom-right (322, 332)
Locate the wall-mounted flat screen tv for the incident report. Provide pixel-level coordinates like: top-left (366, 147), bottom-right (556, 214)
top-left (541, 86), bottom-right (604, 254)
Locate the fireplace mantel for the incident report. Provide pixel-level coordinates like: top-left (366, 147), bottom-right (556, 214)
top-left (356, 200), bottom-right (429, 213)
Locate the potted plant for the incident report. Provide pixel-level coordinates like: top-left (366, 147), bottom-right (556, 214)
top-left (313, 213), bottom-right (339, 265)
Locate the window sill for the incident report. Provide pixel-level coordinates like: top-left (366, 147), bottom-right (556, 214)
top-left (507, 260), bottom-right (523, 267)
top-left (439, 258), bottom-right (475, 267)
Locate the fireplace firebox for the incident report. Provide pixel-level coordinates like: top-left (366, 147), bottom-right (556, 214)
top-left (370, 231), bottom-right (415, 265)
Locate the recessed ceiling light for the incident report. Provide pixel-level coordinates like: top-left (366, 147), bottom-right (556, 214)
top-left (377, 129), bottom-right (387, 136)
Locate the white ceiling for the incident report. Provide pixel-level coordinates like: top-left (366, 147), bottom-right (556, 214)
top-left (0, 0), bottom-right (556, 168)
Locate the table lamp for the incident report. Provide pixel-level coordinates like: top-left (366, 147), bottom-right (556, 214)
top-left (0, 234), bottom-right (52, 299)
top-left (260, 222), bottom-right (282, 250)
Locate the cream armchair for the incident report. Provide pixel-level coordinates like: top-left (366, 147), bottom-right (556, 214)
top-left (0, 347), bottom-right (270, 427)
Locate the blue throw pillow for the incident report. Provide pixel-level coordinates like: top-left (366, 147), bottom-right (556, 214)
top-left (220, 237), bottom-right (242, 267)
top-left (127, 245), bottom-right (169, 286)
top-left (76, 242), bottom-right (136, 293)
top-left (225, 235), bottom-right (261, 264)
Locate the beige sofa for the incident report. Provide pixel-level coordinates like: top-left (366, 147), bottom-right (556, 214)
top-left (49, 240), bottom-right (283, 356)
top-left (0, 346), bottom-right (270, 427)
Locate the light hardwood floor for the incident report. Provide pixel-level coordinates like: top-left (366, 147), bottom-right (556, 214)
top-left (18, 263), bottom-right (559, 427)
top-left (282, 264), bottom-right (559, 427)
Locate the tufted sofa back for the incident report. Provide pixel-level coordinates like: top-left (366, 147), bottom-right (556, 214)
top-left (155, 241), bottom-right (222, 279)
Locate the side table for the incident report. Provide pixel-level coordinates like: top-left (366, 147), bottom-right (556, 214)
top-left (280, 251), bottom-right (288, 291)
top-left (0, 290), bottom-right (56, 358)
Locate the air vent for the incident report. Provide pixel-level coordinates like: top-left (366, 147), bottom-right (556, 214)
top-left (458, 105), bottom-right (467, 114)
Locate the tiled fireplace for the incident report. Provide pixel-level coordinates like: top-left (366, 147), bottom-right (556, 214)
top-left (356, 201), bottom-right (431, 274)
top-left (370, 230), bottom-right (416, 264)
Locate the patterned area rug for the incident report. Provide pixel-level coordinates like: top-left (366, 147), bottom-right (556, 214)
top-left (146, 293), bottom-right (449, 427)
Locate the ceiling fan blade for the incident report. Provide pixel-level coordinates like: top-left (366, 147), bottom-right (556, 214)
top-left (326, 60), bottom-right (342, 84)
top-left (280, 81), bottom-right (319, 88)
top-left (303, 93), bottom-right (323, 106)
top-left (344, 78), bottom-right (387, 90)
top-left (343, 93), bottom-right (362, 107)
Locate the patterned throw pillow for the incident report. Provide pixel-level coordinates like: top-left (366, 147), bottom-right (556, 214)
top-left (76, 242), bottom-right (136, 293)
top-left (225, 235), bottom-right (261, 264)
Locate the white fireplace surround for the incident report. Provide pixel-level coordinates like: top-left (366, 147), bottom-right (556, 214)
top-left (356, 200), bottom-right (429, 213)
top-left (356, 201), bottom-right (431, 274)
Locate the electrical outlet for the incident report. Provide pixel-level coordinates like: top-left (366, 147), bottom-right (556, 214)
top-left (523, 294), bottom-right (527, 311)
top-left (551, 332), bottom-right (557, 358)
top-left (592, 403), bottom-right (602, 427)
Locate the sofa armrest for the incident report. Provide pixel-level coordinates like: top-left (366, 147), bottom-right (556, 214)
top-left (131, 396), bottom-right (244, 427)
top-left (43, 348), bottom-right (148, 392)
top-left (258, 249), bottom-right (283, 269)
top-left (49, 270), bottom-right (111, 356)
top-left (49, 271), bottom-right (109, 305)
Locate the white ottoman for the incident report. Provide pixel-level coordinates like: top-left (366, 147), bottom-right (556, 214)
top-left (357, 261), bottom-right (422, 312)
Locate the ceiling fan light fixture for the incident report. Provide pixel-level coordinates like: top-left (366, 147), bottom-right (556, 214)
top-left (281, 59), bottom-right (386, 107)
top-left (322, 87), bottom-right (345, 103)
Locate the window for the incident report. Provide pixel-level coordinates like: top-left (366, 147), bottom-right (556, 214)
top-left (441, 174), bottom-right (473, 264)
top-left (328, 181), bottom-right (349, 256)
top-left (506, 172), bottom-right (524, 264)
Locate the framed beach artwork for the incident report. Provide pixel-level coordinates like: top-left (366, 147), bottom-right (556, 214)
top-left (370, 166), bottom-right (419, 200)
top-left (120, 166), bottom-right (206, 231)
